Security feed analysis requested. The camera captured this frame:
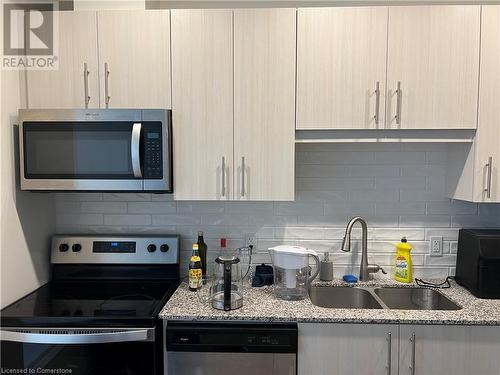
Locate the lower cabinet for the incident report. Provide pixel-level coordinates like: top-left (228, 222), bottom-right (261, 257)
top-left (298, 323), bottom-right (398, 375)
top-left (399, 325), bottom-right (500, 375)
top-left (299, 323), bottom-right (500, 375)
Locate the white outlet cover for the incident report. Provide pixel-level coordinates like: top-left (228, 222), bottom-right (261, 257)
top-left (430, 236), bottom-right (443, 257)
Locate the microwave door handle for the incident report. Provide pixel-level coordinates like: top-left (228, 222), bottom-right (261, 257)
top-left (131, 123), bottom-right (142, 178)
top-left (0, 329), bottom-right (151, 344)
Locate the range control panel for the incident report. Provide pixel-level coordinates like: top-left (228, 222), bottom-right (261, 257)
top-left (51, 235), bottom-right (179, 264)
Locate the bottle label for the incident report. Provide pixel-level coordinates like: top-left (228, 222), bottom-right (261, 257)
top-left (395, 256), bottom-right (408, 279)
top-left (189, 268), bottom-right (202, 289)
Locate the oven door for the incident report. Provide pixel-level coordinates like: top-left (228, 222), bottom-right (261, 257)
top-left (0, 327), bottom-right (157, 375)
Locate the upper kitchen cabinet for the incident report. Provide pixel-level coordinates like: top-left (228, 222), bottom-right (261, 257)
top-left (27, 11), bottom-right (99, 108)
top-left (234, 9), bottom-right (296, 200)
top-left (386, 6), bottom-right (480, 129)
top-left (171, 9), bottom-right (234, 200)
top-left (296, 7), bottom-right (388, 130)
top-left (97, 10), bottom-right (171, 108)
top-left (447, 5), bottom-right (500, 202)
top-left (474, 5), bottom-right (500, 202)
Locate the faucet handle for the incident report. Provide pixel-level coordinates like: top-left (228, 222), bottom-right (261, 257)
top-left (367, 264), bottom-right (387, 275)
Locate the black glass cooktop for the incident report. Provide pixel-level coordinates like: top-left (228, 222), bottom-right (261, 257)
top-left (0, 280), bottom-right (177, 327)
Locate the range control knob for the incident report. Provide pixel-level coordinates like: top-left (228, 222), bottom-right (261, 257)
top-left (59, 244), bottom-right (69, 252)
top-left (160, 244), bottom-right (169, 253)
top-left (72, 244), bottom-right (82, 252)
top-left (147, 244), bottom-right (157, 253)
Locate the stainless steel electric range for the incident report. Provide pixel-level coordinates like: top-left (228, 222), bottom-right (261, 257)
top-left (0, 235), bottom-right (180, 375)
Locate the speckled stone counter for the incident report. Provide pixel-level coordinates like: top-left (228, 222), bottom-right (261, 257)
top-left (159, 278), bottom-right (500, 325)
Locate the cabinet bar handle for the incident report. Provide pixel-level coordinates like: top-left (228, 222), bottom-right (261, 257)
top-left (409, 333), bottom-right (416, 375)
top-left (104, 62), bottom-right (110, 108)
top-left (485, 156), bottom-right (493, 199)
top-left (386, 332), bottom-right (392, 375)
top-left (395, 81), bottom-right (402, 126)
top-left (241, 157), bottom-right (245, 197)
top-left (83, 63), bottom-right (90, 108)
top-left (221, 156), bottom-right (226, 198)
top-left (374, 81), bottom-right (381, 126)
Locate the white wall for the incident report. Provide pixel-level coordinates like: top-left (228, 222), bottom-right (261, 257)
top-left (54, 143), bottom-right (500, 279)
top-left (0, 70), bottom-right (55, 309)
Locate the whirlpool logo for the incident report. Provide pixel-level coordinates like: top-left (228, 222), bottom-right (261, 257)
top-left (2, 1), bottom-right (59, 70)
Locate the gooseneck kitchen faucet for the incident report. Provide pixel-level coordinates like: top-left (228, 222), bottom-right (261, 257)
top-left (341, 217), bottom-right (386, 281)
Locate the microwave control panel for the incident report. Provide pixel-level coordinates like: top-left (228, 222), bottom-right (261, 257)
top-left (143, 122), bottom-right (163, 179)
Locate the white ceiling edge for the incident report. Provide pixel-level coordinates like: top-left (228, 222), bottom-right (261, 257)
top-left (146, 0), bottom-right (500, 9)
top-left (73, 0), bottom-right (500, 11)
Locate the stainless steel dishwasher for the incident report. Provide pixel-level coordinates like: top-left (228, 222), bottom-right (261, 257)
top-left (164, 321), bottom-right (297, 375)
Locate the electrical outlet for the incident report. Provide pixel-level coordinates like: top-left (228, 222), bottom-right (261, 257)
top-left (245, 233), bottom-right (255, 247)
top-left (430, 236), bottom-right (443, 257)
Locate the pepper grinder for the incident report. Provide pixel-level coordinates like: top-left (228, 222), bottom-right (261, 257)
top-left (319, 251), bottom-right (333, 281)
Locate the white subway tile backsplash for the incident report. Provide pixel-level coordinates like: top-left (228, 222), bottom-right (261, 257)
top-left (201, 214), bottom-right (250, 226)
top-left (425, 229), bottom-right (459, 241)
top-left (104, 214), bottom-right (151, 226)
top-left (82, 202), bottom-right (127, 214)
top-left (375, 152), bottom-right (426, 164)
top-left (177, 202), bottom-right (225, 214)
top-left (275, 202), bottom-right (324, 216)
top-left (349, 189), bottom-right (399, 202)
top-left (57, 213), bottom-right (103, 226)
top-left (297, 215), bottom-right (348, 227)
top-left (225, 202), bottom-right (274, 215)
top-left (57, 193), bottom-right (103, 201)
top-left (375, 202), bottom-right (426, 215)
top-left (375, 177), bottom-right (426, 189)
top-left (274, 227), bottom-right (325, 240)
top-left (400, 189), bottom-right (449, 202)
top-left (295, 190), bottom-right (348, 202)
top-left (424, 254), bottom-right (457, 266)
top-left (426, 200), bottom-right (478, 215)
top-left (128, 202), bottom-right (176, 214)
top-left (153, 215), bottom-right (201, 226)
top-left (103, 193), bottom-right (151, 201)
top-left (54, 144), bottom-right (500, 278)
top-left (296, 177), bottom-right (374, 191)
top-left (325, 202), bottom-right (375, 215)
top-left (400, 215), bottom-right (451, 228)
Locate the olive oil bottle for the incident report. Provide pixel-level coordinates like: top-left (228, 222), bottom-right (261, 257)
top-left (188, 244), bottom-right (202, 291)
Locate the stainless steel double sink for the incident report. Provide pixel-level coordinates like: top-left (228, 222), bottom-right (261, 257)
top-left (309, 285), bottom-right (461, 310)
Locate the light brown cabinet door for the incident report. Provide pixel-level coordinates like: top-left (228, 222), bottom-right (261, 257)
top-left (298, 323), bottom-right (398, 375)
top-left (474, 5), bottom-right (500, 202)
top-left (27, 11), bottom-right (99, 108)
top-left (296, 7), bottom-right (388, 130)
top-left (386, 6), bottom-right (480, 129)
top-left (400, 325), bottom-right (500, 375)
top-left (171, 9), bottom-right (233, 200)
top-left (97, 10), bottom-right (171, 109)
top-left (234, 8), bottom-right (296, 201)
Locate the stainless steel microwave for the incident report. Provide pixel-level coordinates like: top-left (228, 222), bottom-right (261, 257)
top-left (18, 109), bottom-right (172, 192)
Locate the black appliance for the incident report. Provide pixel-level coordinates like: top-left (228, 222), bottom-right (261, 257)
top-left (0, 235), bottom-right (180, 375)
top-left (165, 321), bottom-right (298, 375)
top-left (455, 229), bottom-right (500, 299)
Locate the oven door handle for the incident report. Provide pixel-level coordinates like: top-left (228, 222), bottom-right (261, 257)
top-left (0, 329), bottom-right (152, 344)
top-left (131, 122), bottom-right (143, 178)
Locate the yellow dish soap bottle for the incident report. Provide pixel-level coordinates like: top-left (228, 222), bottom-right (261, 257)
top-left (394, 237), bottom-right (413, 283)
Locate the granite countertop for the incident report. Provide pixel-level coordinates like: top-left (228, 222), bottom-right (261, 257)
top-left (159, 278), bottom-right (500, 325)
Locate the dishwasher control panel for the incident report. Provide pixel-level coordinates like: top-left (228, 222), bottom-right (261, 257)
top-left (165, 322), bottom-right (298, 353)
